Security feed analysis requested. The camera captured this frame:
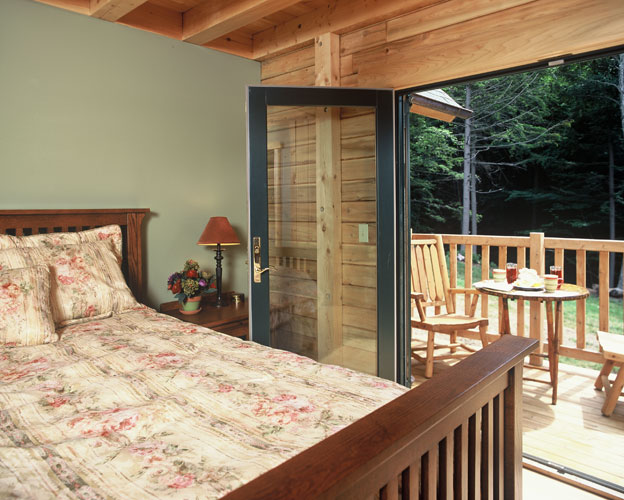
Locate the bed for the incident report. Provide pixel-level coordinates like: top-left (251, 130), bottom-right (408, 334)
top-left (0, 209), bottom-right (536, 499)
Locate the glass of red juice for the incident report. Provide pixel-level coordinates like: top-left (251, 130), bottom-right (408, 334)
top-left (550, 265), bottom-right (563, 289)
top-left (506, 263), bottom-right (518, 284)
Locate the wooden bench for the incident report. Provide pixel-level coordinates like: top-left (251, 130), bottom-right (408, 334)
top-left (594, 331), bottom-right (624, 417)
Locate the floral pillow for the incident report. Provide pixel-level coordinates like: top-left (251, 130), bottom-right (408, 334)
top-left (0, 266), bottom-right (57, 346)
top-left (0, 240), bottom-right (138, 327)
top-left (0, 225), bottom-right (123, 263)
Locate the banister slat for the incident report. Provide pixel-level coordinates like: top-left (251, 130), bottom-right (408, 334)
top-left (493, 394), bottom-right (504, 499)
top-left (554, 248), bottom-right (565, 346)
top-left (380, 475), bottom-right (398, 500)
top-left (576, 250), bottom-right (587, 349)
top-left (481, 402), bottom-right (494, 500)
top-left (481, 245), bottom-right (490, 319)
top-left (498, 247), bottom-right (507, 335)
top-left (468, 410), bottom-right (481, 500)
top-left (464, 244), bottom-right (473, 315)
top-left (402, 462), bottom-right (420, 500)
top-left (517, 248), bottom-right (527, 337)
top-left (454, 423), bottom-right (468, 500)
top-left (450, 244), bottom-right (458, 310)
top-left (599, 251), bottom-right (610, 331)
top-left (440, 432), bottom-right (453, 499)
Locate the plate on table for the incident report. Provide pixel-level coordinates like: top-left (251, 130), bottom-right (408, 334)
top-left (513, 285), bottom-right (544, 292)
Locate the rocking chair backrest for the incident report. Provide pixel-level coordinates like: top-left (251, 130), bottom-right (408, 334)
top-left (410, 234), bottom-right (455, 314)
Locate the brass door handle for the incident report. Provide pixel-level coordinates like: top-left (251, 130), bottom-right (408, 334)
top-left (253, 236), bottom-right (270, 283)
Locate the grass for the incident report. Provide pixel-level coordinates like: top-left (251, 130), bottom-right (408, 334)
top-left (448, 255), bottom-right (623, 370)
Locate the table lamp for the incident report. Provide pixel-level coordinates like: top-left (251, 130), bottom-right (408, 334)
top-left (197, 216), bottom-right (240, 307)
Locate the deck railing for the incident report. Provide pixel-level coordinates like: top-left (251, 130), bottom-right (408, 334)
top-left (423, 233), bottom-right (624, 365)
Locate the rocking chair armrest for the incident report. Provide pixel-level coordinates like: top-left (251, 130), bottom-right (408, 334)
top-left (410, 293), bottom-right (427, 322)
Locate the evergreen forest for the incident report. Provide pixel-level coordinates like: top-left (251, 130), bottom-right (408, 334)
top-left (410, 55), bottom-right (624, 243)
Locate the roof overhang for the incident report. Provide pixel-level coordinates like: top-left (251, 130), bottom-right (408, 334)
top-left (409, 89), bottom-right (473, 122)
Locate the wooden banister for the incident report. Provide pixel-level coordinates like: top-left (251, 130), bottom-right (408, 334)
top-left (222, 336), bottom-right (537, 500)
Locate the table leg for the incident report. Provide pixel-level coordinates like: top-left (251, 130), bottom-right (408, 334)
top-left (552, 301), bottom-right (562, 405)
top-left (501, 298), bottom-right (511, 335)
top-left (545, 301), bottom-right (557, 405)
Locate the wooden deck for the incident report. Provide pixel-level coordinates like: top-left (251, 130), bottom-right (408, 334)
top-left (411, 356), bottom-right (624, 490)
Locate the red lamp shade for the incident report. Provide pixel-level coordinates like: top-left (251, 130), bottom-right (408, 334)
top-left (197, 217), bottom-right (240, 246)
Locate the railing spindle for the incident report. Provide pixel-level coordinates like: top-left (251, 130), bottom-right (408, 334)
top-left (599, 251), bottom-right (610, 331)
top-left (481, 245), bottom-right (490, 319)
top-left (576, 249), bottom-right (587, 349)
top-left (517, 247), bottom-right (527, 337)
top-left (554, 248), bottom-right (564, 345)
top-left (440, 432), bottom-right (454, 499)
top-left (481, 402), bottom-right (494, 500)
top-left (464, 245), bottom-right (473, 315)
top-left (493, 394), bottom-right (505, 499)
top-left (402, 462), bottom-right (420, 500)
top-left (498, 247), bottom-right (507, 335)
top-left (468, 411), bottom-right (482, 500)
top-left (450, 243), bottom-right (458, 310)
top-left (455, 423), bottom-right (469, 500)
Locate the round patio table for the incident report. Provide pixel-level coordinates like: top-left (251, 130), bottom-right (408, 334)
top-left (473, 281), bottom-right (589, 405)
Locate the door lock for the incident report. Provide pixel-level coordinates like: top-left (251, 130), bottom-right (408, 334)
top-left (253, 236), bottom-right (270, 283)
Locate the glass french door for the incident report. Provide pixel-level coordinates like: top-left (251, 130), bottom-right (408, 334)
top-left (247, 86), bottom-right (401, 382)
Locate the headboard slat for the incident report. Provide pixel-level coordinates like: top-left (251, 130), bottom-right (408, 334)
top-left (0, 209), bottom-right (149, 301)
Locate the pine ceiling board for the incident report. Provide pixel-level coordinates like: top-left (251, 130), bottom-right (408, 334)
top-left (204, 31), bottom-right (253, 58)
top-left (118, 1), bottom-right (182, 39)
top-left (148, 0), bottom-right (204, 13)
top-left (35, 0), bottom-right (90, 15)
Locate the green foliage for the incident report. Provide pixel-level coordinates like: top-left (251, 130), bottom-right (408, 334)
top-left (410, 55), bottom-right (624, 241)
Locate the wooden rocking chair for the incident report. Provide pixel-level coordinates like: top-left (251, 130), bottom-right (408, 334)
top-left (411, 234), bottom-right (489, 378)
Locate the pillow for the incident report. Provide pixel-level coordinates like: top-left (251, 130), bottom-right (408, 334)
top-left (0, 266), bottom-right (57, 346)
top-left (0, 225), bottom-right (123, 263)
top-left (0, 240), bottom-right (138, 327)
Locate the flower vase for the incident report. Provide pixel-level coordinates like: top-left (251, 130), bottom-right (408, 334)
top-left (179, 296), bottom-right (202, 315)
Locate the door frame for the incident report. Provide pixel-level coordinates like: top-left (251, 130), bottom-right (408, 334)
top-left (246, 85), bottom-right (406, 383)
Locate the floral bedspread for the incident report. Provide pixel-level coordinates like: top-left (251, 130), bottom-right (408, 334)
top-left (0, 308), bottom-right (406, 499)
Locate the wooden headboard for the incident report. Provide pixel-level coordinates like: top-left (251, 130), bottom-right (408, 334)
top-left (0, 209), bottom-right (149, 301)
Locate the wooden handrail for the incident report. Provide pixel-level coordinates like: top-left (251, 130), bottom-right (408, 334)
top-left (223, 336), bottom-right (537, 500)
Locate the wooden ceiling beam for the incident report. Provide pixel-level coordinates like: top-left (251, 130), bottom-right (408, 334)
top-left (252, 0), bottom-right (445, 60)
top-left (183, 0), bottom-right (301, 46)
top-left (89, 0), bottom-right (150, 21)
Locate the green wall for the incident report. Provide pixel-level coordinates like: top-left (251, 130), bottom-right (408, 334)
top-left (0, 0), bottom-right (259, 307)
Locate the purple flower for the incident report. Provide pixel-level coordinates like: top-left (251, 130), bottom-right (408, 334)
top-left (198, 279), bottom-right (207, 287)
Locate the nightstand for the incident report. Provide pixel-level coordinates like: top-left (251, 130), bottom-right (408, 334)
top-left (159, 293), bottom-right (249, 340)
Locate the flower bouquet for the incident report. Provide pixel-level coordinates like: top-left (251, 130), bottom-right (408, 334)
top-left (167, 259), bottom-right (214, 314)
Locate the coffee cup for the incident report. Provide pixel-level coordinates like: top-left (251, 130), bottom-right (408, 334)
top-left (544, 274), bottom-right (558, 292)
top-left (492, 269), bottom-right (506, 283)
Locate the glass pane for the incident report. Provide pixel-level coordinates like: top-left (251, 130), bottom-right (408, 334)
top-left (266, 105), bottom-right (378, 375)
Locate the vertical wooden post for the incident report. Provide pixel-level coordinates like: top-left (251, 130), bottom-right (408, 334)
top-left (315, 33), bottom-right (343, 364)
top-left (529, 232), bottom-right (544, 365)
